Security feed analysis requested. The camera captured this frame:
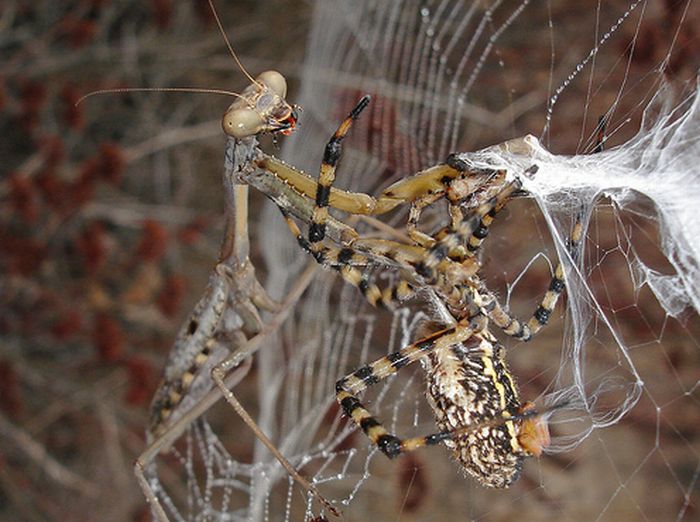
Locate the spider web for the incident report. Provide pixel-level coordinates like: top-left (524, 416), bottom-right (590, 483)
top-left (152, 1), bottom-right (700, 520)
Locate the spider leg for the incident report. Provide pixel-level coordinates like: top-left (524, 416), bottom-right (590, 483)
top-left (335, 318), bottom-right (480, 459)
top-left (414, 175), bottom-right (525, 284)
top-left (279, 96), bottom-right (423, 309)
top-left (429, 199), bottom-right (504, 263)
top-left (398, 400), bottom-right (554, 456)
top-left (307, 95), bottom-right (372, 250)
top-left (481, 218), bottom-right (583, 341)
top-left (405, 166), bottom-right (509, 259)
top-left (406, 191), bottom-right (446, 247)
top-left (280, 210), bottom-right (414, 308)
top-left (282, 100), bottom-right (497, 286)
top-left (448, 171), bottom-right (514, 256)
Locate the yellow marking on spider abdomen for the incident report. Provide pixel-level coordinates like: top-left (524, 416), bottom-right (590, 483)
top-left (481, 356), bottom-right (521, 453)
top-left (500, 370), bottom-right (521, 450)
top-left (504, 417), bottom-right (521, 453)
top-left (481, 353), bottom-right (507, 411)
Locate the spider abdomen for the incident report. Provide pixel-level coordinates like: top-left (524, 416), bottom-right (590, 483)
top-left (423, 332), bottom-right (527, 488)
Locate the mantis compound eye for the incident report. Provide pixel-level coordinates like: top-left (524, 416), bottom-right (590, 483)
top-left (256, 70), bottom-right (287, 98)
top-left (222, 107), bottom-right (265, 139)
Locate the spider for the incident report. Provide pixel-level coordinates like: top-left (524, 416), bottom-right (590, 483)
top-left (266, 96), bottom-right (583, 488)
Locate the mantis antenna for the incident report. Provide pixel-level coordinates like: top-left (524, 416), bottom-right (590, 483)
top-left (75, 86), bottom-right (251, 107)
top-left (77, 1), bottom-right (264, 106)
top-left (207, 0), bottom-right (262, 88)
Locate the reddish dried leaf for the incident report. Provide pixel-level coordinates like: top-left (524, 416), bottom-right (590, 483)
top-left (60, 16), bottom-right (97, 48)
top-left (75, 221), bottom-right (108, 274)
top-left (136, 220), bottom-right (169, 263)
top-left (41, 135), bottom-right (66, 165)
top-left (71, 157), bottom-right (99, 209)
top-left (177, 216), bottom-right (208, 245)
top-left (51, 310), bottom-right (83, 341)
top-left (97, 142), bottom-right (125, 185)
top-left (59, 83), bottom-right (85, 130)
top-left (0, 232), bottom-right (46, 276)
top-left (0, 360), bottom-right (22, 418)
top-left (151, 0), bottom-right (173, 30)
top-left (19, 79), bottom-right (47, 112)
top-left (8, 173), bottom-right (38, 223)
top-left (192, 0), bottom-right (215, 26)
top-left (93, 312), bottom-right (124, 362)
top-left (157, 273), bottom-right (187, 317)
top-left (36, 168), bottom-right (67, 211)
top-left (124, 356), bottom-right (157, 406)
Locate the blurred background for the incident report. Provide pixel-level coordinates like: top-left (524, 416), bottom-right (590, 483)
top-left (1, 1), bottom-right (699, 521)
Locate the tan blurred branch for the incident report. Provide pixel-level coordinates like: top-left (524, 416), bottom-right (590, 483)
top-left (0, 412), bottom-right (99, 498)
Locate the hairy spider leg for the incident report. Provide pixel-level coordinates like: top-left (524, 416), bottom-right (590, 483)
top-left (280, 210), bottom-right (413, 309)
top-left (283, 95), bottom-right (423, 309)
top-left (479, 217), bottom-right (583, 342)
top-left (335, 319), bottom-right (480, 458)
top-left (422, 182), bottom-right (510, 263)
top-left (299, 96), bottom-right (478, 298)
top-left (307, 95), bottom-right (372, 250)
top-left (401, 161), bottom-right (583, 343)
top-left (278, 96), bottom-right (482, 309)
top-left (443, 164), bottom-right (510, 256)
top-left (403, 161), bottom-right (509, 257)
top-left (412, 176), bottom-right (525, 284)
top-left (397, 400), bottom-right (556, 457)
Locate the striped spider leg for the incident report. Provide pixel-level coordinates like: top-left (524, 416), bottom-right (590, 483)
top-left (253, 98), bottom-right (572, 335)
